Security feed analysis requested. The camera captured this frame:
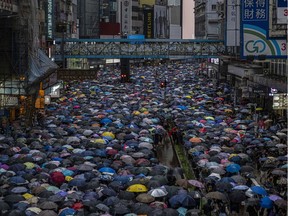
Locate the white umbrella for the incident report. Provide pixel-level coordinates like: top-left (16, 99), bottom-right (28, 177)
top-left (147, 187), bottom-right (168, 197)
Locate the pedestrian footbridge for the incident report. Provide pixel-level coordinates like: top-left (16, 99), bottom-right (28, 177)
top-left (54, 38), bottom-right (225, 60)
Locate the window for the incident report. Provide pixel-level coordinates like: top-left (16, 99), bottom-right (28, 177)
top-left (212, 4), bottom-right (216, 11)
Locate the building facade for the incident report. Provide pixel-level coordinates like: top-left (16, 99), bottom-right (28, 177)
top-left (194, 0), bottom-right (220, 39)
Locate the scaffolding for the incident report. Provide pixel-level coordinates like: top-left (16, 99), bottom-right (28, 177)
top-left (0, 0), bottom-right (57, 124)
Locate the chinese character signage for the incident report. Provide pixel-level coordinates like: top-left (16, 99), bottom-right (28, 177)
top-left (273, 93), bottom-right (288, 110)
top-left (277, 0), bottom-right (288, 24)
top-left (121, 0), bottom-right (132, 35)
top-left (226, 0), bottom-right (240, 46)
top-left (241, 0), bottom-right (287, 59)
top-left (46, 0), bottom-right (54, 39)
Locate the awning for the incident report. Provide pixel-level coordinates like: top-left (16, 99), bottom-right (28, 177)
top-left (28, 49), bottom-right (58, 83)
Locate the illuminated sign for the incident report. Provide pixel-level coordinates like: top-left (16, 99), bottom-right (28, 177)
top-left (273, 93), bottom-right (288, 110)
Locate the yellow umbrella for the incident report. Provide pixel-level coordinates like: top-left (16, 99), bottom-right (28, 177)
top-left (204, 116), bottom-right (215, 120)
top-left (23, 193), bottom-right (34, 200)
top-left (65, 176), bottom-right (73, 182)
top-left (133, 111), bottom-right (141, 115)
top-left (24, 162), bottom-right (35, 169)
top-left (93, 138), bottom-right (106, 144)
top-left (126, 184), bottom-right (148, 193)
top-left (102, 132), bottom-right (115, 139)
top-left (224, 109), bottom-right (233, 113)
top-left (229, 154), bottom-right (238, 159)
top-left (140, 107), bottom-right (148, 113)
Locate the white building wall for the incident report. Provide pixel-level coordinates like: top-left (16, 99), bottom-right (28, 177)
top-left (182, 0), bottom-right (194, 39)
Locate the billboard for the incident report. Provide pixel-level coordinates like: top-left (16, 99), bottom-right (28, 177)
top-left (143, 8), bottom-right (154, 39)
top-left (225, 0), bottom-right (240, 46)
top-left (277, 0), bottom-right (288, 24)
top-left (241, 0), bottom-right (287, 59)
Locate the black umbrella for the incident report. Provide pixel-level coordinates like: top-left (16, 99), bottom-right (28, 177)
top-left (95, 203), bottom-right (110, 212)
top-left (229, 190), bottom-right (246, 203)
top-left (3, 194), bottom-right (25, 204)
top-left (111, 203), bottom-right (131, 215)
top-left (118, 190), bottom-right (135, 200)
top-left (38, 201), bottom-right (58, 210)
top-left (38, 210), bottom-right (58, 216)
top-left (215, 182), bottom-right (233, 193)
top-left (101, 187), bottom-right (117, 197)
top-left (132, 203), bottom-right (154, 215)
top-left (103, 196), bottom-right (120, 206)
top-left (240, 165), bottom-right (255, 173)
top-left (0, 201), bottom-right (10, 211)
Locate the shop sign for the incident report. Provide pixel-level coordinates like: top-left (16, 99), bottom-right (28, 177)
top-left (241, 0), bottom-right (287, 59)
top-left (0, 95), bottom-right (18, 107)
top-left (273, 93), bottom-right (288, 110)
top-left (57, 69), bottom-right (97, 81)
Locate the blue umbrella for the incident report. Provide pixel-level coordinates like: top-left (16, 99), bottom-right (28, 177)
top-left (113, 175), bottom-right (133, 184)
top-left (177, 105), bottom-right (187, 110)
top-left (260, 197), bottom-right (273, 209)
top-left (59, 208), bottom-right (76, 216)
top-left (251, 186), bottom-right (267, 196)
top-left (9, 176), bottom-right (28, 185)
top-left (219, 177), bottom-right (236, 183)
top-left (68, 178), bottom-right (86, 187)
top-left (169, 194), bottom-right (196, 208)
top-left (98, 167), bottom-right (116, 175)
top-left (100, 118), bottom-right (112, 125)
top-left (226, 164), bottom-right (241, 173)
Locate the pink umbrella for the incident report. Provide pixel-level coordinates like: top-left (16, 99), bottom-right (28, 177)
top-left (188, 180), bottom-right (205, 188)
top-left (269, 194), bottom-right (283, 201)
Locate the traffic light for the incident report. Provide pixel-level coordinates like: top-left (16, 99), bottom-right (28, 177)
top-left (120, 58), bottom-right (130, 82)
top-left (160, 80), bottom-right (167, 88)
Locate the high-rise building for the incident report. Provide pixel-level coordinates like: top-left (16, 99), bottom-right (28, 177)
top-left (77, 0), bottom-right (100, 38)
top-left (194, 0), bottom-right (219, 39)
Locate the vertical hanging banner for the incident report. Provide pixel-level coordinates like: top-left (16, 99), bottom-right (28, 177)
top-left (225, 0), bottom-right (240, 46)
top-left (241, 0), bottom-right (287, 59)
top-left (277, 0), bottom-right (288, 24)
top-left (46, 0), bottom-right (54, 39)
top-left (121, 0), bottom-right (132, 35)
top-left (143, 8), bottom-right (154, 39)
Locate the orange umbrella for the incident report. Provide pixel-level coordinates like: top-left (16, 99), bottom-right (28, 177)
top-left (189, 137), bottom-right (202, 143)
